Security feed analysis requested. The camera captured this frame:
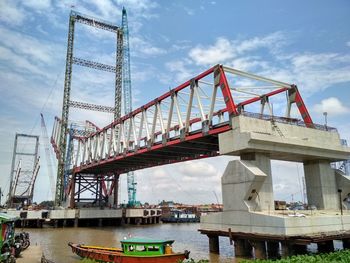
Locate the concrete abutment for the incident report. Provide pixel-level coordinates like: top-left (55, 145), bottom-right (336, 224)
top-left (200, 115), bottom-right (350, 258)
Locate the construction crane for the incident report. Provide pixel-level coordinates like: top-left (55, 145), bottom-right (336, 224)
top-left (40, 113), bottom-right (56, 200)
top-left (122, 7), bottom-right (138, 207)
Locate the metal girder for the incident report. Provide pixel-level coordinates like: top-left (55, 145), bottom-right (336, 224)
top-left (72, 11), bottom-right (119, 32)
top-left (73, 57), bottom-right (116, 73)
top-left (69, 100), bottom-right (115, 113)
top-left (53, 65), bottom-right (323, 179)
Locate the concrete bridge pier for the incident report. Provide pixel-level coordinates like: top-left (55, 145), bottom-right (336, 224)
top-left (343, 239), bottom-right (350, 249)
top-left (199, 115), bottom-right (350, 258)
top-left (292, 244), bottom-right (308, 255)
top-left (318, 241), bottom-right (334, 253)
top-left (280, 242), bottom-right (291, 258)
top-left (252, 240), bottom-right (267, 259)
top-left (267, 241), bottom-right (280, 259)
top-left (234, 239), bottom-right (252, 257)
top-left (208, 235), bottom-right (219, 253)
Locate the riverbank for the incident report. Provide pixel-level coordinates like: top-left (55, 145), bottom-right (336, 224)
top-left (16, 245), bottom-right (42, 263)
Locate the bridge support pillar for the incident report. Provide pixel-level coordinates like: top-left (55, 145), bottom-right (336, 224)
top-left (292, 244), bottom-right (307, 255)
top-left (234, 239), bottom-right (252, 257)
top-left (70, 175), bottom-right (76, 208)
top-left (253, 240), bottom-right (266, 259)
top-left (304, 161), bottom-right (339, 210)
top-left (267, 241), bottom-right (279, 259)
top-left (343, 239), bottom-right (350, 249)
top-left (208, 235), bottom-right (219, 254)
top-left (318, 241), bottom-right (334, 253)
top-left (113, 174), bottom-right (119, 207)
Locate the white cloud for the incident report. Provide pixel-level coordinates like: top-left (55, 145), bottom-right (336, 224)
top-left (184, 7), bottom-right (194, 16)
top-left (347, 41), bottom-right (350, 47)
top-left (0, 0), bottom-right (26, 26)
top-left (165, 59), bottom-right (193, 83)
top-left (85, 0), bottom-right (120, 22)
top-left (173, 32), bottom-right (350, 100)
top-left (22, 0), bottom-right (52, 10)
top-left (0, 26), bottom-right (61, 64)
top-left (130, 36), bottom-right (166, 57)
top-left (189, 37), bottom-right (235, 66)
top-left (188, 32), bottom-right (285, 67)
top-left (313, 97), bottom-right (350, 116)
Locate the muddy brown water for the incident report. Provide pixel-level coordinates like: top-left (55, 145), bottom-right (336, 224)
top-left (26, 223), bottom-right (239, 263)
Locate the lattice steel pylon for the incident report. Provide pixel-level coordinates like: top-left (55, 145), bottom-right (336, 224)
top-left (7, 133), bottom-right (40, 208)
top-left (55, 10), bottom-right (123, 206)
top-left (122, 7), bottom-right (138, 207)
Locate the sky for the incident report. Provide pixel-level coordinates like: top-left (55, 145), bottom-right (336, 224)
top-left (0, 0), bottom-right (349, 205)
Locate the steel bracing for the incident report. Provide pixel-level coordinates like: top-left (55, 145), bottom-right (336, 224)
top-left (69, 100), bottom-right (115, 113)
top-left (55, 10), bottom-right (123, 206)
top-left (8, 133), bottom-right (40, 207)
top-left (52, 64), bottom-right (324, 177)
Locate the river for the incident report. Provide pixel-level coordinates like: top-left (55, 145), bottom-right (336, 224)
top-left (27, 223), bottom-right (238, 263)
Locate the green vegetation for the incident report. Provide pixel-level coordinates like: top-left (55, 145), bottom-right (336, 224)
top-left (241, 249), bottom-right (350, 263)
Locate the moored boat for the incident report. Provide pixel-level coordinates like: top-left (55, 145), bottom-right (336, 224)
top-left (68, 238), bottom-right (190, 263)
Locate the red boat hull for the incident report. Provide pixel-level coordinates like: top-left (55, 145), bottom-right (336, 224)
top-left (68, 243), bottom-right (188, 263)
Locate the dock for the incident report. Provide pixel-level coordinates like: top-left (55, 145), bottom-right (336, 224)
top-left (2, 208), bottom-right (161, 228)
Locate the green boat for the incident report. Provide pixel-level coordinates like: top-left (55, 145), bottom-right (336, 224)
top-left (0, 213), bottom-right (17, 263)
top-left (69, 237), bottom-right (190, 263)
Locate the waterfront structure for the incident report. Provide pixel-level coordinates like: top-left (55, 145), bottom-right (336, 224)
top-left (52, 64), bottom-right (350, 257)
top-left (7, 134), bottom-right (40, 208)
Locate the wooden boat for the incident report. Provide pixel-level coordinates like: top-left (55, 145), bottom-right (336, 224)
top-left (68, 238), bottom-right (190, 263)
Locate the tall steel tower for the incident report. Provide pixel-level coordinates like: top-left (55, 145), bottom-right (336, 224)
top-left (55, 11), bottom-right (123, 206)
top-left (122, 7), bottom-right (137, 206)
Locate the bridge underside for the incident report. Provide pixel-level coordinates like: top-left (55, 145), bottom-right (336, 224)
top-left (79, 129), bottom-right (226, 175)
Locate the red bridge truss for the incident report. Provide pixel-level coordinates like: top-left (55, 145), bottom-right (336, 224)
top-left (52, 64), bottom-right (316, 177)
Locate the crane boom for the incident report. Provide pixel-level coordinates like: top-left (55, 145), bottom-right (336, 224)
top-left (122, 7), bottom-right (137, 207)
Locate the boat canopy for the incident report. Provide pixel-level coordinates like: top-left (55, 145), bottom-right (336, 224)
top-left (120, 238), bottom-right (175, 256)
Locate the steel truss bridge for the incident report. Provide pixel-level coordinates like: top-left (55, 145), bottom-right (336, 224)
top-left (52, 64), bottom-right (321, 205)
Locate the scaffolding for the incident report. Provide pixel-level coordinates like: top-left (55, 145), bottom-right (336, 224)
top-left (7, 133), bottom-right (40, 208)
top-left (55, 10), bottom-right (123, 207)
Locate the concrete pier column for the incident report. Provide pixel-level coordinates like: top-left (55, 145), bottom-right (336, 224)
top-left (54, 220), bottom-right (58, 228)
top-left (281, 242), bottom-right (291, 258)
top-left (74, 218), bottom-right (78, 227)
top-left (292, 244), bottom-right (307, 255)
top-left (98, 218), bottom-right (103, 227)
top-left (318, 241), bottom-right (334, 253)
top-left (70, 175), bottom-right (76, 208)
top-left (304, 160), bottom-right (339, 210)
top-left (63, 220), bottom-right (67, 227)
top-left (113, 174), bottom-right (119, 206)
top-left (234, 239), bottom-right (252, 257)
top-left (240, 153), bottom-right (274, 212)
top-left (267, 241), bottom-right (279, 259)
top-left (208, 235), bottom-right (219, 254)
top-left (253, 240), bottom-right (266, 259)
top-left (343, 239), bottom-right (350, 249)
